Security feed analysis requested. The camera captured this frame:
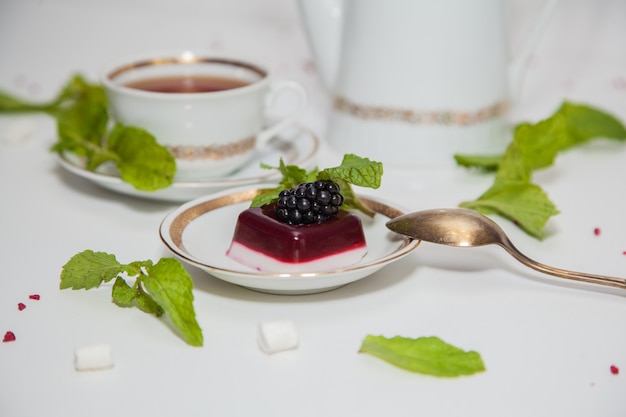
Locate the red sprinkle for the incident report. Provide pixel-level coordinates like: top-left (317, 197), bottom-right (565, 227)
top-left (2, 331), bottom-right (16, 342)
top-left (17, 303), bottom-right (26, 311)
top-left (610, 365), bottom-right (620, 375)
top-left (593, 227), bottom-right (601, 236)
top-left (28, 294), bottom-right (40, 300)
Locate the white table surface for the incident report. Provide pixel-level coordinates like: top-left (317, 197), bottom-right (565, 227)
top-left (1, 1), bottom-right (625, 416)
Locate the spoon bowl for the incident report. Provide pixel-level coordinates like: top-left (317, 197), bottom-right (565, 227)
top-left (386, 208), bottom-right (626, 290)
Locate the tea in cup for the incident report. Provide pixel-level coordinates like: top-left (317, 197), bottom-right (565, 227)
top-left (101, 51), bottom-right (308, 180)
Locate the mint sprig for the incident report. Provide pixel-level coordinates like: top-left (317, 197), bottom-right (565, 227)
top-left (251, 153), bottom-right (383, 217)
top-left (456, 102), bottom-right (626, 239)
top-left (359, 335), bottom-right (486, 377)
top-left (60, 250), bottom-right (202, 347)
top-left (0, 74), bottom-right (175, 191)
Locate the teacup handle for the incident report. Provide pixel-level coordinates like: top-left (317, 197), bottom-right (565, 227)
top-left (256, 80), bottom-right (308, 147)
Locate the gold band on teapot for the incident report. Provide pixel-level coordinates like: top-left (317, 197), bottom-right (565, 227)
top-left (334, 96), bottom-right (508, 126)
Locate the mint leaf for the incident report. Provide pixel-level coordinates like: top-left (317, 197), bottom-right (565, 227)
top-left (111, 276), bottom-right (164, 316)
top-left (318, 154), bottom-right (383, 216)
top-left (360, 335), bottom-right (485, 377)
top-left (250, 190), bottom-right (280, 208)
top-left (319, 154), bottom-right (383, 189)
top-left (136, 289), bottom-right (165, 317)
top-left (456, 101), bottom-right (626, 239)
top-left (112, 276), bottom-right (136, 307)
top-left (275, 158), bottom-right (318, 189)
top-left (1, 74), bottom-right (177, 191)
top-left (60, 251), bottom-right (202, 346)
top-left (460, 182), bottom-right (560, 239)
top-left (107, 124), bottom-right (176, 191)
top-left (453, 154), bottom-right (502, 171)
top-left (52, 75), bottom-right (109, 153)
top-left (497, 114), bottom-right (568, 180)
top-left (0, 90), bottom-right (56, 113)
top-left (250, 159), bottom-right (318, 207)
top-left (251, 154), bottom-right (383, 217)
top-left (558, 101), bottom-right (626, 146)
top-left (330, 177), bottom-right (376, 217)
top-left (140, 258), bottom-right (203, 347)
top-left (60, 250), bottom-right (134, 290)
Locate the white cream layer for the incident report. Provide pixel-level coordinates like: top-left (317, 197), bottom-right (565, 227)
top-left (227, 241), bottom-right (367, 273)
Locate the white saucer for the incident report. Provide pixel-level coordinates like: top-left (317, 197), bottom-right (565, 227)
top-left (56, 124), bottom-right (319, 202)
top-left (159, 186), bottom-right (420, 295)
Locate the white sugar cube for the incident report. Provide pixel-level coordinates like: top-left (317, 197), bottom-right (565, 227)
top-left (74, 344), bottom-right (114, 371)
top-left (257, 320), bottom-right (299, 354)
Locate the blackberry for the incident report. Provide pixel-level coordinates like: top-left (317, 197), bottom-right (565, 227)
top-left (275, 180), bottom-right (344, 225)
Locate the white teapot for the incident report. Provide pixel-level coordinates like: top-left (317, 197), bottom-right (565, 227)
top-left (298, 0), bottom-right (559, 167)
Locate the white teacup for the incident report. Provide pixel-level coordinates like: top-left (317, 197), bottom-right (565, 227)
top-left (101, 51), bottom-right (308, 180)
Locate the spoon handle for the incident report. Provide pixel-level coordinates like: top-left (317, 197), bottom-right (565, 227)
top-left (499, 239), bottom-right (626, 290)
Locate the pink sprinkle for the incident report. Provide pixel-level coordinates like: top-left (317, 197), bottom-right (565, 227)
top-left (610, 365), bottom-right (620, 375)
top-left (28, 294), bottom-right (40, 300)
top-left (2, 331), bottom-right (16, 342)
top-left (17, 303), bottom-right (26, 311)
top-left (622, 251), bottom-right (626, 256)
top-left (593, 227), bottom-right (601, 236)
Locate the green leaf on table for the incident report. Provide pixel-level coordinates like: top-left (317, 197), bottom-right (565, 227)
top-left (60, 250), bottom-right (134, 290)
top-left (496, 114), bottom-right (568, 182)
top-left (107, 124), bottom-right (176, 191)
top-left (135, 289), bottom-right (165, 317)
top-left (460, 181), bottom-right (560, 239)
top-left (557, 101), bottom-right (626, 146)
top-left (359, 335), bottom-right (486, 377)
top-left (140, 258), bottom-right (203, 347)
top-left (112, 276), bottom-right (137, 307)
top-left (455, 101), bottom-right (626, 239)
top-left (60, 251), bottom-right (201, 346)
top-left (0, 90), bottom-right (55, 113)
top-left (453, 154), bottom-right (503, 171)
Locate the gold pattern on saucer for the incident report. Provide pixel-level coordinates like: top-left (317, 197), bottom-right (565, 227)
top-left (333, 96), bottom-right (508, 126)
top-left (168, 136), bottom-right (255, 161)
top-left (169, 189), bottom-right (262, 248)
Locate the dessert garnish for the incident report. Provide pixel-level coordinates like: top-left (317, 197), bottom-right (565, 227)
top-left (455, 101), bottom-right (626, 239)
top-left (226, 154), bottom-right (382, 272)
top-left (0, 75), bottom-right (175, 191)
top-left (275, 180), bottom-right (344, 225)
top-left (60, 250), bottom-right (202, 346)
top-left (359, 335), bottom-right (486, 377)
top-left (252, 153), bottom-right (383, 217)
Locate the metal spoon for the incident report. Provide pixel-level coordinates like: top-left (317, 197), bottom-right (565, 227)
top-left (386, 208), bottom-right (626, 290)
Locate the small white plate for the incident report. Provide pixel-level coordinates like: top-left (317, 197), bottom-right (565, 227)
top-left (56, 124), bottom-right (319, 202)
top-left (159, 187), bottom-right (420, 295)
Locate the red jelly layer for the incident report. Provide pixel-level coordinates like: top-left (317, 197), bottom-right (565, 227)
top-left (229, 204), bottom-right (366, 263)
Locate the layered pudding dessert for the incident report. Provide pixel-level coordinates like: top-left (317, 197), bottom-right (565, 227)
top-left (227, 181), bottom-right (367, 273)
